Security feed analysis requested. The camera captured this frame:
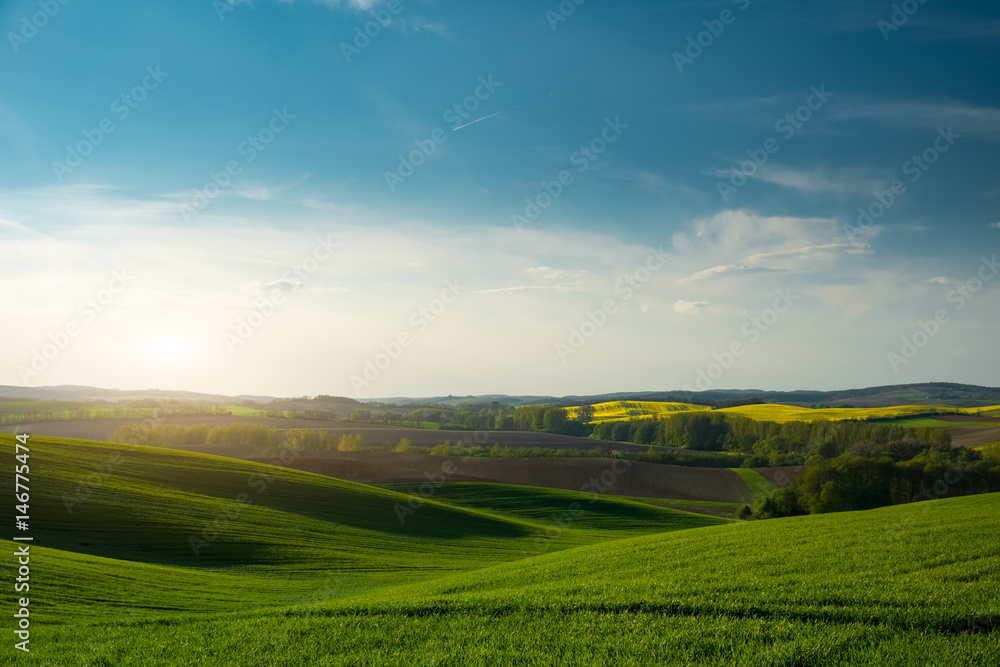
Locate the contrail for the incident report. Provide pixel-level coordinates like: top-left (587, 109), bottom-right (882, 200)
top-left (452, 105), bottom-right (519, 131)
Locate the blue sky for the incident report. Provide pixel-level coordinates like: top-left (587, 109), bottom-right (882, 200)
top-left (1, 0), bottom-right (998, 398)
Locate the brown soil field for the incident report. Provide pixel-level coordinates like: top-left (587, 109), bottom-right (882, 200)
top-left (1, 417), bottom-right (680, 454)
top-left (948, 426), bottom-right (1000, 448)
top-left (754, 466), bottom-right (806, 489)
top-left (935, 414), bottom-right (1000, 423)
top-left (163, 446), bottom-right (803, 504)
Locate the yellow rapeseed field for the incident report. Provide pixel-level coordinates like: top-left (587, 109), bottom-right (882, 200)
top-left (567, 401), bottom-right (1000, 424)
top-left (566, 400), bottom-right (709, 423)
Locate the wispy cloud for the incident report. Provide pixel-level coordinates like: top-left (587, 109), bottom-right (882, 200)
top-left (231, 174), bottom-right (310, 201)
top-left (673, 299), bottom-right (709, 315)
top-left (722, 164), bottom-right (889, 199)
top-left (524, 266), bottom-right (588, 281)
top-left (680, 264), bottom-right (784, 283)
top-left (242, 279), bottom-right (303, 293)
top-left (829, 98), bottom-right (1000, 141)
top-left (476, 281), bottom-right (587, 295)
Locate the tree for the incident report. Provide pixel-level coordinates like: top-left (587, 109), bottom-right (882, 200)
top-left (576, 404), bottom-right (596, 424)
top-left (430, 441), bottom-right (453, 456)
top-left (338, 434), bottom-right (365, 451)
top-left (542, 407), bottom-right (566, 434)
top-left (395, 437), bottom-right (412, 453)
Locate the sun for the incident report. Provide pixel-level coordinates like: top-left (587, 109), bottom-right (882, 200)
top-left (144, 335), bottom-right (194, 363)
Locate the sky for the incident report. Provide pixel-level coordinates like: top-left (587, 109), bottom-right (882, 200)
top-left (1, 0), bottom-right (998, 399)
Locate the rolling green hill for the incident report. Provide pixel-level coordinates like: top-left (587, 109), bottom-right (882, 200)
top-left (0, 436), bottom-right (722, 622)
top-left (5, 434), bottom-right (998, 665)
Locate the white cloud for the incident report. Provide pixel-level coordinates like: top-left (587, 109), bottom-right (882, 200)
top-left (680, 264), bottom-right (783, 282)
top-left (242, 279), bottom-right (303, 293)
top-left (477, 282), bottom-right (586, 295)
top-left (926, 276), bottom-right (953, 285)
top-left (524, 266), bottom-right (589, 281)
top-left (673, 300), bottom-right (709, 315)
top-left (724, 164), bottom-right (889, 198)
top-left (829, 98), bottom-right (1000, 141)
top-left (673, 211), bottom-right (866, 283)
top-left (991, 222), bottom-right (1000, 229)
top-left (231, 174), bottom-right (309, 201)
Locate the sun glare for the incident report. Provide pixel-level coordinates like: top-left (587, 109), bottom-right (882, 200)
top-left (144, 335), bottom-right (194, 363)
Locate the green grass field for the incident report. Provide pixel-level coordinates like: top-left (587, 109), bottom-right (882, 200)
top-left (4, 434), bottom-right (998, 665)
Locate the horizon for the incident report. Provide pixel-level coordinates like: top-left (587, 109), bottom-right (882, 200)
top-left (3, 0), bottom-right (998, 398)
top-left (3, 379), bottom-right (999, 404)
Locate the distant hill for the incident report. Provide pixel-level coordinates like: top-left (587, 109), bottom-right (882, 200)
top-left (361, 382), bottom-right (1000, 409)
top-left (3, 381), bottom-right (998, 410)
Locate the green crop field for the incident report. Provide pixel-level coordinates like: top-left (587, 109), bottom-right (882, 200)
top-left (728, 468), bottom-right (773, 499)
top-left (4, 434), bottom-right (998, 665)
top-left (0, 400), bottom-right (101, 416)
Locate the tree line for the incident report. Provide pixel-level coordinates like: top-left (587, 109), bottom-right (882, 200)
top-left (753, 443), bottom-right (1000, 518)
top-left (108, 423), bottom-right (633, 460)
top-left (590, 411), bottom-right (951, 465)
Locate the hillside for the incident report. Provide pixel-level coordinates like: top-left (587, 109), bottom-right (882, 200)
top-left (0, 435), bottom-right (723, 619)
top-left (24, 459), bottom-right (1000, 665)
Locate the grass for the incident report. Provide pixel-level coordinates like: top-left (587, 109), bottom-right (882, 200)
top-left (30, 492), bottom-right (1000, 665)
top-left (5, 433), bottom-right (999, 665)
top-left (729, 468), bottom-right (773, 499)
top-left (379, 482), bottom-right (728, 533)
top-left (0, 435), bottom-right (720, 621)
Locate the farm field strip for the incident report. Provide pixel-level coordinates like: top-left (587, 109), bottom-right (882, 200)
top-left (729, 468), bottom-right (774, 499)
